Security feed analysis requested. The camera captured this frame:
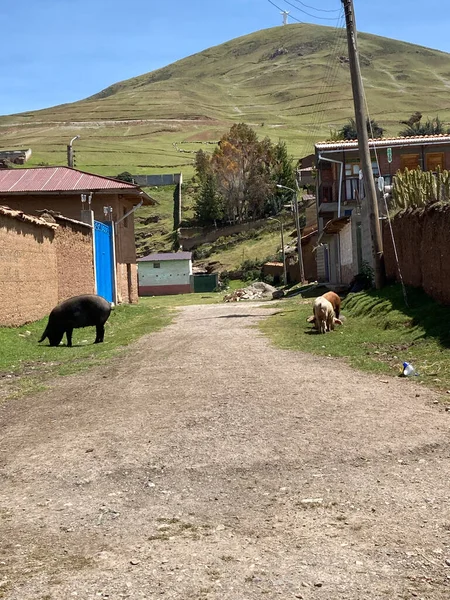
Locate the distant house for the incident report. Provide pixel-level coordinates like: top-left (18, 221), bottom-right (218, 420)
top-left (138, 252), bottom-right (193, 296)
top-left (0, 148), bottom-right (32, 165)
top-left (314, 134), bottom-right (450, 285)
top-left (0, 166), bottom-right (155, 303)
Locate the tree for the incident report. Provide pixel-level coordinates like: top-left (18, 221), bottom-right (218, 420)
top-left (338, 117), bottom-right (384, 140)
top-left (115, 171), bottom-right (134, 183)
top-left (398, 115), bottom-right (449, 137)
top-left (194, 173), bottom-right (224, 225)
top-left (269, 140), bottom-right (297, 215)
top-left (192, 123), bottom-right (296, 225)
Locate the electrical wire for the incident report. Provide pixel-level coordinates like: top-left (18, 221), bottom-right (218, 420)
top-left (303, 11), bottom-right (347, 151)
top-left (282, 0), bottom-right (343, 20)
top-left (267, 0), bottom-right (304, 22)
top-left (290, 0), bottom-right (342, 12)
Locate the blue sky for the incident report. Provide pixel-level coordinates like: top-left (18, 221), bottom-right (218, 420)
top-left (1, 0), bottom-right (449, 116)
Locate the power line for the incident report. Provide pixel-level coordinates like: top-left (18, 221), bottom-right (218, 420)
top-left (267, 0), bottom-right (303, 23)
top-left (303, 12), bottom-right (346, 150)
top-left (289, 0), bottom-right (342, 13)
top-left (283, 0), bottom-right (343, 21)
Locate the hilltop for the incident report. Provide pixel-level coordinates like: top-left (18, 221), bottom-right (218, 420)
top-left (1, 24), bottom-right (450, 176)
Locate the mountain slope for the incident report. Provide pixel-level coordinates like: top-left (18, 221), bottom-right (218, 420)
top-left (1, 24), bottom-right (450, 176)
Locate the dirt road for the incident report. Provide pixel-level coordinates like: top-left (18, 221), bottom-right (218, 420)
top-left (1, 303), bottom-right (449, 599)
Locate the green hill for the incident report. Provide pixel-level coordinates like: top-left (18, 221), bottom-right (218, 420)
top-left (1, 23), bottom-right (450, 177)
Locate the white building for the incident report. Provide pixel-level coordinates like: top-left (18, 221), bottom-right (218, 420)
top-left (137, 252), bottom-right (193, 296)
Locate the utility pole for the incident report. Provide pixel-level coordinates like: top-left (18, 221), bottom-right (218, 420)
top-left (277, 184), bottom-right (305, 283)
top-left (293, 192), bottom-right (305, 283)
top-left (269, 217), bottom-right (287, 286)
top-left (341, 0), bottom-right (384, 289)
top-left (67, 135), bottom-right (80, 168)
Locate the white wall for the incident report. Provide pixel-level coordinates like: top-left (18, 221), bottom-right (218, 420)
top-left (138, 259), bottom-right (192, 287)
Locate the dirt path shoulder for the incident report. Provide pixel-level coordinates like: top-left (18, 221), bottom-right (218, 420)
top-left (1, 303), bottom-right (449, 599)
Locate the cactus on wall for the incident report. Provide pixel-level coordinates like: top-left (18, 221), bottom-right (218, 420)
top-left (392, 166), bottom-right (450, 208)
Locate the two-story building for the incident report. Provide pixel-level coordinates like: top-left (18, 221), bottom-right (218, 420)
top-left (314, 134), bottom-right (450, 285)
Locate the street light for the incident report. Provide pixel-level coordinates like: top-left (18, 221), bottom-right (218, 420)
top-left (268, 217), bottom-right (287, 286)
top-left (67, 135), bottom-right (80, 168)
top-left (276, 184), bottom-right (305, 283)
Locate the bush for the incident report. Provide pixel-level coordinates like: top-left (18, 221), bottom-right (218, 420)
top-left (240, 258), bottom-right (266, 281)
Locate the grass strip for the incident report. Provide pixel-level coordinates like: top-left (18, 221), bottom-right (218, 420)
top-left (259, 284), bottom-right (450, 394)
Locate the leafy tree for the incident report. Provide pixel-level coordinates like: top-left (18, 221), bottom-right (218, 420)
top-left (194, 150), bottom-right (210, 185)
top-left (115, 171), bottom-right (134, 183)
top-left (338, 117), bottom-right (384, 140)
top-left (398, 115), bottom-right (449, 137)
top-left (269, 140), bottom-right (297, 215)
top-left (193, 123), bottom-right (296, 225)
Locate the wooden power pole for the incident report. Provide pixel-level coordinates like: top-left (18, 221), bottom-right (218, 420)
top-left (341, 0), bottom-right (384, 289)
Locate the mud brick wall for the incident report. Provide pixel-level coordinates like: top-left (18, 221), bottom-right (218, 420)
top-left (0, 214), bottom-right (58, 326)
top-left (383, 204), bottom-right (450, 305)
top-left (54, 219), bottom-right (95, 303)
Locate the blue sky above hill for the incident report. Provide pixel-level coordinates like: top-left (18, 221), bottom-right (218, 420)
top-left (0, 0), bottom-right (449, 116)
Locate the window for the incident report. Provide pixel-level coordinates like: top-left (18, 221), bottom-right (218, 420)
top-left (400, 154), bottom-right (420, 171)
top-left (345, 160), bottom-right (360, 177)
top-left (153, 262), bottom-right (161, 269)
top-left (426, 152), bottom-right (444, 171)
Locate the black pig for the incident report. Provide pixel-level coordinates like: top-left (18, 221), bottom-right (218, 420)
top-left (38, 294), bottom-right (112, 347)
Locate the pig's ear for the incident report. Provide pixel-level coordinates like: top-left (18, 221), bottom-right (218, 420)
top-left (334, 318), bottom-right (343, 325)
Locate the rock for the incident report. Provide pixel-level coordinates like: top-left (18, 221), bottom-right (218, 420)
top-left (300, 498), bottom-right (323, 506)
top-left (272, 290), bottom-right (285, 300)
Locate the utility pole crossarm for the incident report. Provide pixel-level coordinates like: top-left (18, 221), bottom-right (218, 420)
top-left (341, 0), bottom-right (384, 289)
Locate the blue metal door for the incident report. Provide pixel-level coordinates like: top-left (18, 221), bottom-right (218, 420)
top-left (94, 221), bottom-right (114, 302)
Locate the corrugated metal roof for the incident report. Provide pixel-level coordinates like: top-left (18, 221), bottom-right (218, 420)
top-left (0, 205), bottom-right (57, 229)
top-left (316, 134), bottom-right (450, 151)
top-left (137, 252), bottom-right (192, 262)
top-left (0, 166), bottom-right (145, 193)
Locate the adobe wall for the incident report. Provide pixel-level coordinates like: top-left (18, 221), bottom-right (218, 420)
top-left (383, 204), bottom-right (450, 305)
top-left (0, 214), bottom-right (58, 326)
top-left (54, 219), bottom-right (95, 302)
top-left (3, 193), bottom-right (140, 304)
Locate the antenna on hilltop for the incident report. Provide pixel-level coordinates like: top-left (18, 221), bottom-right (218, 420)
top-left (280, 10), bottom-right (289, 25)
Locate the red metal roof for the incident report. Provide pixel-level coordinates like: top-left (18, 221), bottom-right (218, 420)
top-left (0, 167), bottom-right (144, 193)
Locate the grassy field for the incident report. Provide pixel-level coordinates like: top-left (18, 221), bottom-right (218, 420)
top-left (1, 24), bottom-right (450, 177)
top-left (260, 284), bottom-right (450, 396)
top-left (0, 293), bottom-right (223, 400)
